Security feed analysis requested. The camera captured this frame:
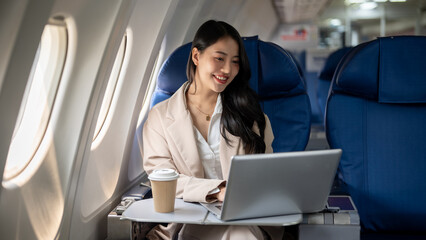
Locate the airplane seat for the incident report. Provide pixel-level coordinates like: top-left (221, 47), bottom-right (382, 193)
top-left (150, 36), bottom-right (311, 152)
top-left (149, 43), bottom-right (192, 108)
top-left (273, 45), bottom-right (306, 86)
top-left (317, 47), bottom-right (352, 119)
top-left (325, 36), bottom-right (426, 238)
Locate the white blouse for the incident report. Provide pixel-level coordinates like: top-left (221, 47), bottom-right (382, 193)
top-left (192, 95), bottom-right (223, 180)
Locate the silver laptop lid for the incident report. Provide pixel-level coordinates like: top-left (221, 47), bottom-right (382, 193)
top-left (220, 149), bottom-right (342, 221)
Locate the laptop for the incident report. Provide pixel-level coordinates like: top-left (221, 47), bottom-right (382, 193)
top-left (201, 149), bottom-right (342, 221)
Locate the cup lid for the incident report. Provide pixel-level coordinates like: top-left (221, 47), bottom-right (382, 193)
top-left (148, 169), bottom-right (179, 181)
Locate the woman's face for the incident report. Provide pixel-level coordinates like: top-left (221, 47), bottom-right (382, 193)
top-left (192, 36), bottom-right (240, 94)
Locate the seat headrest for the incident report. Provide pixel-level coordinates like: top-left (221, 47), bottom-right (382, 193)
top-left (156, 43), bottom-right (192, 96)
top-left (319, 47), bottom-right (352, 82)
top-left (333, 36), bottom-right (426, 103)
top-left (151, 36), bottom-right (306, 107)
top-left (257, 41), bottom-right (305, 98)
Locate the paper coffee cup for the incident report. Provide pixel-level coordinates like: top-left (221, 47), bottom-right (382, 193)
top-left (148, 169), bottom-right (179, 213)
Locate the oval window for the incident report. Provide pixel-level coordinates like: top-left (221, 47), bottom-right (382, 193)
top-left (3, 22), bottom-right (67, 181)
top-left (92, 35), bottom-right (127, 141)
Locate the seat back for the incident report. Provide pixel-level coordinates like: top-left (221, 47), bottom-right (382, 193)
top-left (317, 47), bottom-right (352, 117)
top-left (326, 36), bottom-right (426, 233)
top-left (150, 36), bottom-right (311, 152)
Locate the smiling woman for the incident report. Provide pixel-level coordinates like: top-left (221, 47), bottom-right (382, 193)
top-left (142, 19), bottom-right (277, 239)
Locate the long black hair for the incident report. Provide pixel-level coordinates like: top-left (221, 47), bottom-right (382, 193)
top-left (186, 20), bottom-right (266, 154)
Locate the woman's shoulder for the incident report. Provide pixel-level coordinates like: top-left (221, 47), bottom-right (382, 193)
top-left (147, 98), bottom-right (172, 125)
top-left (150, 98), bottom-right (170, 112)
top-left (148, 83), bottom-right (188, 120)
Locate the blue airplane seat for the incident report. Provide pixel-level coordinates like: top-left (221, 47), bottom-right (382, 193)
top-left (149, 43), bottom-right (192, 108)
top-left (150, 36), bottom-right (311, 152)
top-left (325, 36), bottom-right (426, 237)
top-left (317, 47), bottom-right (352, 118)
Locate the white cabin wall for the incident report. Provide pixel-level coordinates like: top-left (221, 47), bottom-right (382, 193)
top-left (232, 0), bottom-right (279, 41)
top-left (0, 0), bottom-right (38, 93)
top-left (131, 0), bottom-right (202, 178)
top-left (183, 0), bottom-right (279, 43)
top-left (0, 0), bottom-right (54, 185)
top-left (160, 0), bottom-right (205, 60)
top-left (124, 0), bottom-right (180, 187)
top-left (41, 1), bottom-right (133, 238)
top-left (0, 0), bottom-right (59, 239)
top-left (0, 0), bottom-right (140, 239)
top-left (182, 0), bottom-right (245, 43)
top-left (68, 0), bottom-right (179, 239)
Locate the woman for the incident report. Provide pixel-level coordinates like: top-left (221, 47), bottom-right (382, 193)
top-left (143, 20), bottom-right (282, 239)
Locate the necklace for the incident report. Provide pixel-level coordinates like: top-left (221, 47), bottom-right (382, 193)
top-left (188, 100), bottom-right (211, 121)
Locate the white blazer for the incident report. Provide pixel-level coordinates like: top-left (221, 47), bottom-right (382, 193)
top-left (142, 82), bottom-right (274, 203)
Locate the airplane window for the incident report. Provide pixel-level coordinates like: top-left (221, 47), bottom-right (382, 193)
top-left (4, 23), bottom-right (67, 181)
top-left (139, 50), bottom-right (162, 118)
top-left (92, 35), bottom-right (127, 141)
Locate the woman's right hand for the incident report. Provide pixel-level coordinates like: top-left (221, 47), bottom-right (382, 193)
top-left (214, 186), bottom-right (226, 202)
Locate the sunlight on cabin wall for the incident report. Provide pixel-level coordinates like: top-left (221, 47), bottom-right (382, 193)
top-left (2, 134), bottom-right (64, 240)
top-left (22, 146), bottom-right (64, 239)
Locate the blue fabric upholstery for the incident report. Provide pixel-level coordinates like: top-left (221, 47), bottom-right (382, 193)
top-left (326, 36), bottom-right (426, 235)
top-left (149, 43), bottom-right (192, 107)
top-left (317, 47), bottom-right (352, 118)
top-left (150, 36), bottom-right (311, 152)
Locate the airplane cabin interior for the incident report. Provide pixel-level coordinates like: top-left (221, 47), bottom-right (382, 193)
top-left (1, 0), bottom-right (425, 239)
